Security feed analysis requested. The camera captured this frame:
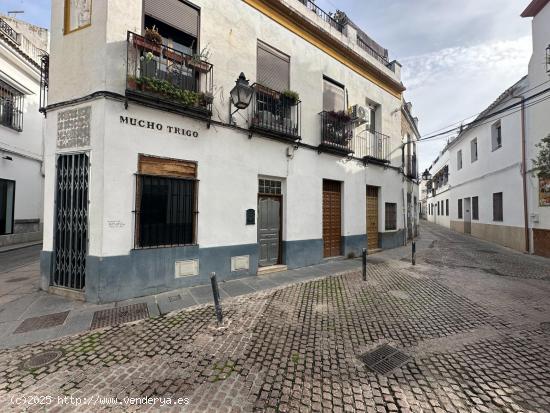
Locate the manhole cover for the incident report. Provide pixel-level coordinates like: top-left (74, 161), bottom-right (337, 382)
top-left (358, 344), bottom-right (411, 375)
top-left (168, 294), bottom-right (181, 303)
top-left (541, 322), bottom-right (550, 333)
top-left (15, 311), bottom-right (69, 334)
top-left (23, 350), bottom-right (63, 369)
top-left (91, 303), bottom-right (149, 330)
top-left (6, 277), bottom-right (29, 283)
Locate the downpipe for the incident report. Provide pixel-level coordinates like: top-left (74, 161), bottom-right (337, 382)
top-left (513, 94), bottom-right (530, 254)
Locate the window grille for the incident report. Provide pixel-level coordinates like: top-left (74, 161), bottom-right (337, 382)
top-left (493, 193), bottom-right (503, 222)
top-left (259, 179), bottom-right (282, 195)
top-left (385, 203), bottom-right (397, 230)
top-left (0, 79), bottom-right (24, 131)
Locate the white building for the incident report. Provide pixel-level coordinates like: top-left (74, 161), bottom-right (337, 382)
top-left (424, 145), bottom-right (451, 230)
top-left (523, 0), bottom-right (550, 257)
top-left (422, 0), bottom-right (550, 257)
top-left (0, 15), bottom-right (48, 247)
top-left (40, 0), bottom-right (418, 302)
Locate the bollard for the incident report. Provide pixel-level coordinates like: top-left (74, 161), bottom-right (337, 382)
top-left (362, 248), bottom-right (367, 281)
top-left (412, 241), bottom-right (416, 266)
top-left (210, 272), bottom-right (223, 324)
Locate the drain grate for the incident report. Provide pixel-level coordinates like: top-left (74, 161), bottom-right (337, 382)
top-left (23, 350), bottom-right (64, 370)
top-left (14, 311), bottom-right (69, 334)
top-left (358, 344), bottom-right (411, 375)
top-left (91, 303), bottom-right (149, 330)
top-left (168, 294), bottom-right (182, 303)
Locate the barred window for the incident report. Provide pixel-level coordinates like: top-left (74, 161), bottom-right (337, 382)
top-left (259, 179), bottom-right (281, 195)
top-left (472, 196), bottom-right (479, 220)
top-left (0, 79), bottom-right (24, 131)
top-left (458, 199), bottom-right (463, 219)
top-left (446, 199), bottom-right (449, 217)
top-left (385, 203), bottom-right (397, 230)
top-left (493, 192), bottom-right (503, 222)
top-left (135, 155), bottom-right (197, 248)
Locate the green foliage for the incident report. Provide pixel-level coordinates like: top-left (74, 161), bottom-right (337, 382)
top-left (282, 89), bottom-right (300, 103)
top-left (533, 135), bottom-right (550, 177)
top-left (144, 26), bottom-right (162, 44)
top-left (138, 77), bottom-right (203, 107)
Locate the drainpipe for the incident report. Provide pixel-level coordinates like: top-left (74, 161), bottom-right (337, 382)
top-left (514, 94), bottom-right (530, 253)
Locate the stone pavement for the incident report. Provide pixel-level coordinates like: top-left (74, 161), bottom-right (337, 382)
top-left (0, 222), bottom-right (549, 412)
top-left (0, 246), bottom-right (365, 349)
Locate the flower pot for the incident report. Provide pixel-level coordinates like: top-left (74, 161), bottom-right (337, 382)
top-left (133, 37), bottom-right (161, 55)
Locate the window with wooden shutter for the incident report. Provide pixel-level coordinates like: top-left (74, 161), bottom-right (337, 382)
top-left (493, 192), bottom-right (503, 222)
top-left (257, 41), bottom-right (290, 92)
top-left (144, 0), bottom-right (199, 38)
top-left (385, 203), bottom-right (397, 230)
top-left (323, 77), bottom-right (345, 112)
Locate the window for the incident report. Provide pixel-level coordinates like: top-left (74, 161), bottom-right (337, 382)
top-left (257, 41), bottom-right (290, 92)
top-left (437, 202), bottom-right (440, 216)
top-left (64, 0), bottom-right (92, 34)
top-left (458, 199), bottom-right (463, 219)
top-left (259, 179), bottom-right (281, 195)
top-left (457, 150), bottom-right (463, 170)
top-left (472, 196), bottom-right (479, 220)
top-left (446, 199), bottom-right (449, 216)
top-left (493, 192), bottom-right (503, 222)
top-left (0, 79), bottom-right (24, 131)
top-left (0, 179), bottom-right (15, 235)
top-left (385, 203), bottom-right (397, 230)
top-left (368, 106), bottom-right (377, 132)
top-left (323, 76), bottom-right (345, 112)
top-left (491, 121), bottom-right (502, 151)
top-left (135, 155), bottom-right (197, 248)
top-left (471, 138), bottom-right (478, 162)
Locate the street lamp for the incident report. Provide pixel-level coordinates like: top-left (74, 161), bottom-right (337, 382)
top-left (421, 169), bottom-right (432, 181)
top-left (229, 72), bottom-right (254, 123)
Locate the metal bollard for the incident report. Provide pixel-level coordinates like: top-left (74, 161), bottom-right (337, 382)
top-left (210, 272), bottom-right (223, 324)
top-left (362, 248), bottom-right (367, 281)
top-left (412, 241), bottom-right (416, 266)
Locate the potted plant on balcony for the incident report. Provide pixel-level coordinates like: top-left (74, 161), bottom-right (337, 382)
top-left (198, 91), bottom-right (214, 107)
top-left (186, 46), bottom-right (211, 73)
top-left (325, 110), bottom-right (353, 146)
top-left (281, 90), bottom-right (300, 106)
top-left (133, 26), bottom-right (162, 54)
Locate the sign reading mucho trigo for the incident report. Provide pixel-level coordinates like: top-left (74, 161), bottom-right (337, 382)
top-left (120, 116), bottom-right (200, 138)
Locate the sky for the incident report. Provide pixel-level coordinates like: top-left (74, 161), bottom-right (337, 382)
top-left (0, 0), bottom-right (534, 171)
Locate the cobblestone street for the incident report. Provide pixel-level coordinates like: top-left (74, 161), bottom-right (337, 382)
top-left (0, 222), bottom-right (549, 412)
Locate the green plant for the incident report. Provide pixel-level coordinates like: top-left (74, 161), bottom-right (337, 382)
top-left (282, 89), bottom-right (300, 103)
top-left (137, 77), bottom-right (200, 107)
top-left (144, 26), bottom-right (162, 44)
top-left (533, 134), bottom-right (550, 177)
top-left (326, 110), bottom-right (352, 123)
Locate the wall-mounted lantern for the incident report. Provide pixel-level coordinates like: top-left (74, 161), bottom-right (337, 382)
top-left (421, 169), bottom-right (432, 181)
top-left (229, 72), bottom-right (254, 124)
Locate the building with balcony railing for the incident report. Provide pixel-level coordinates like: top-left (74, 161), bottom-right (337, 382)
top-left (0, 15), bottom-right (49, 248)
top-left (40, 0), bottom-right (418, 303)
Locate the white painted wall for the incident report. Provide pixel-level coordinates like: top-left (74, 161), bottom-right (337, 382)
top-left (0, 29), bottom-right (45, 226)
top-left (425, 148), bottom-right (451, 229)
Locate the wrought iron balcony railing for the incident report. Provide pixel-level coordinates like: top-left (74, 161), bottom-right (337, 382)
top-left (352, 129), bottom-right (391, 163)
top-left (357, 36), bottom-right (389, 66)
top-left (318, 111), bottom-right (354, 155)
top-left (0, 79), bottom-right (24, 131)
top-left (296, 0), bottom-right (344, 33)
top-left (39, 54), bottom-right (49, 113)
top-left (126, 32), bottom-right (214, 117)
top-left (249, 84), bottom-right (301, 141)
top-left (0, 17), bottom-right (20, 45)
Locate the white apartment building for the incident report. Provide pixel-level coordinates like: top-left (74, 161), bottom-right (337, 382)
top-left (40, 0), bottom-right (418, 303)
top-left (523, 0), bottom-right (550, 257)
top-left (0, 15), bottom-right (48, 247)
top-left (424, 146), bottom-right (451, 230)
top-left (422, 0), bottom-right (550, 257)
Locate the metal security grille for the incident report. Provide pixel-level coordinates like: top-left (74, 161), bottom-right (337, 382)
top-left (53, 154), bottom-right (89, 290)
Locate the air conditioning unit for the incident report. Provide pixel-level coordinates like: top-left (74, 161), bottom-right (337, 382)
top-left (350, 105), bottom-right (368, 124)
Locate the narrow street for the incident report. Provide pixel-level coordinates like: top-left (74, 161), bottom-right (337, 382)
top-left (0, 222), bottom-right (549, 412)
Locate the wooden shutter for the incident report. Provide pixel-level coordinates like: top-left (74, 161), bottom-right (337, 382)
top-left (144, 0), bottom-right (199, 37)
top-left (323, 78), bottom-right (345, 112)
top-left (138, 154), bottom-right (197, 178)
top-left (493, 193), bottom-right (503, 221)
top-left (257, 41), bottom-right (290, 92)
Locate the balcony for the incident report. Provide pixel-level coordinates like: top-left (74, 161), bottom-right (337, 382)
top-left (126, 32), bottom-right (213, 120)
top-left (352, 129), bottom-right (391, 164)
top-left (249, 84), bottom-right (301, 142)
top-left (296, 0), bottom-right (344, 33)
top-left (318, 111), bottom-right (354, 156)
top-left (0, 17), bottom-right (20, 45)
top-left (0, 80), bottom-right (23, 132)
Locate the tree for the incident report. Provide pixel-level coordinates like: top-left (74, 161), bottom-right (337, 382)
top-left (533, 134), bottom-right (550, 177)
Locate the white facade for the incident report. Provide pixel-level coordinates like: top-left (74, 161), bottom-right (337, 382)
top-left (41, 0), bottom-right (417, 302)
top-left (0, 16), bottom-right (48, 247)
top-left (424, 147), bottom-right (451, 229)
top-left (524, 0), bottom-right (550, 257)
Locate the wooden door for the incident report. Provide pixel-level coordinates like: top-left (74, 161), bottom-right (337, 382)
top-left (258, 196), bottom-right (281, 267)
top-left (322, 180), bottom-right (342, 257)
top-left (366, 186), bottom-right (379, 250)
